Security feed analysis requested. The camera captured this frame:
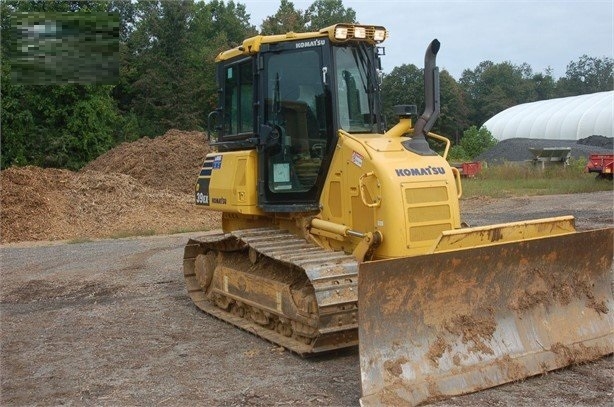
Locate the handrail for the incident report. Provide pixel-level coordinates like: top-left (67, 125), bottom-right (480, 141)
top-left (451, 167), bottom-right (462, 198)
top-left (426, 131), bottom-right (451, 160)
top-left (358, 172), bottom-right (381, 208)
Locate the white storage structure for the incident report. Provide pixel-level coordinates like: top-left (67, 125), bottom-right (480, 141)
top-left (482, 91), bottom-right (613, 141)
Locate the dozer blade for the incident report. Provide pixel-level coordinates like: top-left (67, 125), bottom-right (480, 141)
top-left (358, 228), bottom-right (614, 406)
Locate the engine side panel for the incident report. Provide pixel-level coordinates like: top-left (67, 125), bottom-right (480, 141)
top-left (318, 131), bottom-right (462, 258)
top-left (195, 150), bottom-right (263, 216)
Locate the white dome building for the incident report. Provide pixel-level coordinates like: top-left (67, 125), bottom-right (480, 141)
top-left (482, 91), bottom-right (613, 141)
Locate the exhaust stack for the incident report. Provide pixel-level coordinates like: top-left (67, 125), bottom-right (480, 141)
top-left (404, 39), bottom-right (440, 155)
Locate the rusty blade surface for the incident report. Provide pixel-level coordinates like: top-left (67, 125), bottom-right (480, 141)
top-left (358, 228), bottom-right (614, 406)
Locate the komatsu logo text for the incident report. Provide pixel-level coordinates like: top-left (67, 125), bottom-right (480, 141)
top-left (295, 39), bottom-right (325, 49)
top-left (395, 166), bottom-right (446, 176)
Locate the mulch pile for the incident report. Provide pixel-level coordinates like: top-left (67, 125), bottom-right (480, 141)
top-left (1, 130), bottom-right (219, 244)
top-left (82, 129), bottom-right (209, 194)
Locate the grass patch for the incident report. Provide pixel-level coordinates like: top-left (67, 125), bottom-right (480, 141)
top-left (109, 229), bottom-right (157, 239)
top-left (105, 226), bottom-right (213, 240)
top-left (461, 162), bottom-right (613, 198)
top-left (168, 226), bottom-right (211, 235)
top-left (67, 237), bottom-right (93, 244)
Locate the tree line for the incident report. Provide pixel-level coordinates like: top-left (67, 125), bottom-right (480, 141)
top-left (1, 0), bottom-right (612, 170)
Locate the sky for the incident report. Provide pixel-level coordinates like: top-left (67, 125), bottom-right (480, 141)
top-left (243, 0), bottom-right (613, 80)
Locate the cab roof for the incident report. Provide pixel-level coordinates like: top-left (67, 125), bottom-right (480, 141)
top-left (216, 23), bottom-right (387, 62)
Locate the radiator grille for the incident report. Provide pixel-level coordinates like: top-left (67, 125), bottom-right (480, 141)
top-left (403, 183), bottom-right (452, 245)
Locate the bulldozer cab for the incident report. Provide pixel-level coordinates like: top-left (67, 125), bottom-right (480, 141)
top-left (208, 25), bottom-right (387, 212)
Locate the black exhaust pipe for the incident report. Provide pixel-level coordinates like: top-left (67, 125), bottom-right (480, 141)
top-left (404, 39), bottom-right (440, 155)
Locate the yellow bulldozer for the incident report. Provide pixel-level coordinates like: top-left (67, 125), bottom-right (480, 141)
top-left (183, 24), bottom-right (613, 405)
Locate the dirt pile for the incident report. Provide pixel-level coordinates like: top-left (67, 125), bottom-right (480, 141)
top-left (478, 137), bottom-right (613, 163)
top-left (83, 129), bottom-right (210, 194)
top-left (1, 130), bottom-right (219, 244)
top-left (577, 135), bottom-right (614, 150)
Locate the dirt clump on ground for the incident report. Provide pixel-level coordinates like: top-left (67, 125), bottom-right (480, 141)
top-left (1, 130), bottom-right (219, 244)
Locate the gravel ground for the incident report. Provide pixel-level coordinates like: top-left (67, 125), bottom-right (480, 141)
top-left (1, 192), bottom-right (612, 407)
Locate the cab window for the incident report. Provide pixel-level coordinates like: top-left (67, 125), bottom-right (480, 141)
top-left (222, 60), bottom-right (253, 139)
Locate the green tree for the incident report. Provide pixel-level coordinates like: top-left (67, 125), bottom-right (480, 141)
top-left (305, 0), bottom-right (356, 30)
top-left (380, 63), bottom-right (423, 127)
top-left (1, 82), bottom-right (120, 170)
top-left (380, 65), bottom-right (469, 140)
top-left (556, 55), bottom-right (614, 97)
top-left (260, 0), bottom-right (307, 35)
top-left (123, 0), bottom-right (256, 136)
top-left (532, 69), bottom-right (556, 100)
top-left (459, 125), bottom-right (497, 160)
top-left (5, 0), bottom-right (109, 13)
top-left (438, 70), bottom-right (470, 142)
top-left (460, 61), bottom-right (536, 125)
top-left (206, 0), bottom-right (256, 45)
top-left (45, 85), bottom-right (119, 168)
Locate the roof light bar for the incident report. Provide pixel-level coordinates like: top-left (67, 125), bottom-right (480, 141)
top-left (329, 24), bottom-right (388, 43)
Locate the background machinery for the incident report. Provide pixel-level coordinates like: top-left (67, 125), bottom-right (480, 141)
top-left (586, 152), bottom-right (614, 180)
top-left (183, 24), bottom-right (613, 406)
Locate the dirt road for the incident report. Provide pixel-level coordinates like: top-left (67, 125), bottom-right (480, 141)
top-left (1, 191), bottom-right (613, 406)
